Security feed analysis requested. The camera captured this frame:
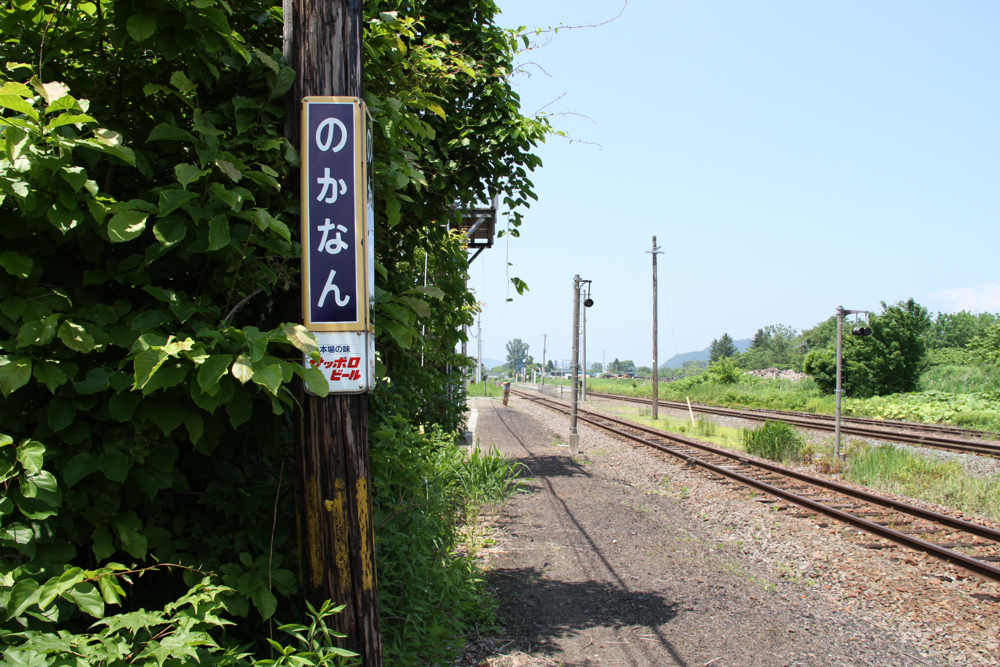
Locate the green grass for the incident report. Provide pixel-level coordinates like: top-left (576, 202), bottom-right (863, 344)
top-left (588, 373), bottom-right (1000, 432)
top-left (846, 444), bottom-right (1000, 522)
top-left (920, 364), bottom-right (1000, 394)
top-left (470, 380), bottom-right (505, 398)
top-left (741, 421), bottom-right (805, 462)
top-left (588, 376), bottom-right (836, 414)
top-left (601, 402), bottom-right (744, 451)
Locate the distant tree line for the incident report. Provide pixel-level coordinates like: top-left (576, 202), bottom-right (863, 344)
top-left (692, 302), bottom-right (1000, 398)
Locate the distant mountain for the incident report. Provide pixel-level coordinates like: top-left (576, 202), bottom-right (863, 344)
top-left (660, 338), bottom-right (752, 369)
top-left (481, 357), bottom-right (505, 370)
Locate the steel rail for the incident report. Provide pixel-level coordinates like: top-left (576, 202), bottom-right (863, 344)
top-left (585, 390), bottom-right (1000, 457)
top-left (512, 389), bottom-right (1000, 583)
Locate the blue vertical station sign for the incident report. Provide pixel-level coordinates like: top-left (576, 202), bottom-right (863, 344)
top-left (301, 97), bottom-right (370, 332)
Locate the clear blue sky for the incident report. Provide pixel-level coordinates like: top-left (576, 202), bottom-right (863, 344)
top-left (466, 0), bottom-right (1000, 369)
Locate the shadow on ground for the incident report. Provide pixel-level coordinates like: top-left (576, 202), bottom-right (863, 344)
top-left (490, 566), bottom-right (680, 656)
top-left (516, 455), bottom-right (592, 481)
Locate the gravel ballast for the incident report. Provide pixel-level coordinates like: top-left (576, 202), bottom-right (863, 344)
top-left (464, 396), bottom-right (1000, 666)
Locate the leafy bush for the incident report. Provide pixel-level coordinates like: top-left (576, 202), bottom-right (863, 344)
top-left (742, 421), bottom-right (804, 462)
top-left (804, 299), bottom-right (931, 398)
top-left (845, 390), bottom-right (1000, 428)
top-left (2, 582), bottom-right (360, 667)
top-left (370, 419), bottom-right (520, 666)
top-left (708, 357), bottom-right (742, 385)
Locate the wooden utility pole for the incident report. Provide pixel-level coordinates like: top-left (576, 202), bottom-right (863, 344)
top-left (648, 237), bottom-right (664, 420)
top-left (286, 1), bottom-right (382, 664)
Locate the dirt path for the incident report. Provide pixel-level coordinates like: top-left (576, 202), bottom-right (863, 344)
top-left (472, 396), bottom-right (936, 667)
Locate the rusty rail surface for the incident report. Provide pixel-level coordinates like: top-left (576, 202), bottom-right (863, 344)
top-left (511, 388), bottom-right (1000, 583)
top-left (584, 390), bottom-right (1000, 457)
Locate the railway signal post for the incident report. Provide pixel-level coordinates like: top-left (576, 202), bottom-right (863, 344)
top-left (570, 275), bottom-right (582, 454)
top-left (647, 237), bottom-right (665, 420)
top-left (834, 306), bottom-right (871, 459)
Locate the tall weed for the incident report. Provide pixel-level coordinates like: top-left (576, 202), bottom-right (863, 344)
top-left (742, 421), bottom-right (804, 462)
top-left (370, 417), bottom-right (520, 666)
top-left (847, 444), bottom-right (1000, 522)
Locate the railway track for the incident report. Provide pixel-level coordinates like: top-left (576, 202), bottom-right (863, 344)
top-left (584, 390), bottom-right (1000, 457)
top-left (510, 388), bottom-right (1000, 583)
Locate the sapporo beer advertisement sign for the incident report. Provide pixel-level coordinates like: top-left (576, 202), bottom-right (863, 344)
top-left (301, 97), bottom-right (373, 394)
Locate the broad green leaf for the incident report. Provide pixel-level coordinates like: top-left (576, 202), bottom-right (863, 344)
top-left (208, 216), bottom-right (230, 251)
top-left (153, 217), bottom-right (187, 248)
top-left (126, 14), bottom-right (156, 42)
top-left (227, 386), bottom-right (252, 428)
top-left (413, 285), bottom-right (446, 298)
top-left (0, 295), bottom-right (26, 321)
top-left (185, 412), bottom-right (204, 444)
top-left (113, 521), bottom-right (147, 559)
top-left (215, 159), bottom-right (241, 182)
top-left (6, 578), bottom-right (40, 618)
top-left (169, 71), bottom-right (197, 93)
top-left (100, 452), bottom-right (129, 482)
top-left (0, 251), bottom-right (32, 278)
top-left (92, 525), bottom-right (114, 561)
top-left (0, 94), bottom-right (38, 120)
top-left (303, 364), bottom-right (329, 397)
top-left (63, 453), bottom-right (95, 487)
top-left (16, 440), bottom-right (44, 474)
top-left (33, 360), bottom-right (68, 393)
top-left (252, 588), bottom-right (277, 620)
top-left (133, 348), bottom-right (169, 390)
top-left (253, 48), bottom-right (279, 72)
top-left (74, 367), bottom-right (111, 393)
top-left (107, 210), bottom-right (149, 242)
top-left (385, 194), bottom-right (400, 227)
top-left (48, 112), bottom-right (97, 129)
top-left (231, 355), bottom-right (253, 383)
top-left (30, 77), bottom-right (70, 104)
top-left (21, 470), bottom-right (61, 506)
top-left (158, 189), bottom-right (198, 216)
top-left (0, 357), bottom-right (31, 397)
top-left (381, 321), bottom-right (413, 349)
top-left (268, 68), bottom-right (295, 100)
top-left (244, 326), bottom-right (268, 361)
top-left (197, 354), bottom-right (233, 390)
top-left (398, 296), bottom-right (431, 318)
top-left (109, 391), bottom-right (142, 422)
top-left (98, 576), bottom-right (122, 605)
top-left (47, 397), bottom-right (76, 432)
top-left (281, 323), bottom-right (319, 356)
top-left (147, 123), bottom-right (197, 143)
top-left (17, 314), bottom-right (60, 348)
top-left (64, 582), bottom-right (104, 618)
top-left (251, 362), bottom-right (282, 394)
top-left (150, 402), bottom-right (186, 436)
top-left (58, 320), bottom-right (96, 352)
top-left (174, 163), bottom-right (208, 188)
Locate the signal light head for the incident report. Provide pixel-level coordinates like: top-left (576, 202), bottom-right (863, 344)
top-left (584, 298), bottom-right (594, 307)
top-left (852, 326), bottom-right (872, 337)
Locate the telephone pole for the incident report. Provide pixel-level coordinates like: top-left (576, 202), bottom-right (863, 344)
top-left (287, 1), bottom-right (382, 664)
top-left (647, 237), bottom-right (665, 420)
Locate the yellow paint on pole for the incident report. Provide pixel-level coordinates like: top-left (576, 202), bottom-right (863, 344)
top-left (305, 478), bottom-right (324, 587)
top-left (356, 477), bottom-right (375, 591)
top-left (686, 396), bottom-right (696, 428)
top-left (325, 479), bottom-right (352, 595)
